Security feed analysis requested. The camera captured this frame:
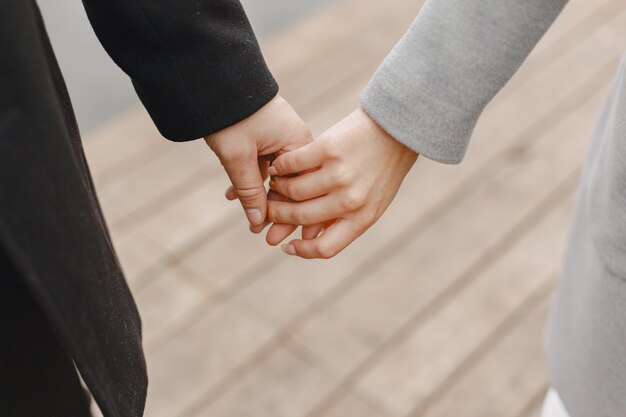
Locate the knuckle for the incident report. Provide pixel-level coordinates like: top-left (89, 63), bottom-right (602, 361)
top-left (282, 158), bottom-right (297, 173)
top-left (333, 168), bottom-right (353, 186)
top-left (283, 181), bottom-right (304, 202)
top-left (281, 181), bottom-right (295, 199)
top-left (362, 208), bottom-right (379, 227)
top-left (324, 144), bottom-right (341, 160)
top-left (319, 136), bottom-right (341, 159)
top-left (340, 189), bottom-right (365, 211)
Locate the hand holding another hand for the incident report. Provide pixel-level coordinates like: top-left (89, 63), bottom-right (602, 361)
top-left (204, 95), bottom-right (312, 230)
top-left (266, 108), bottom-right (418, 259)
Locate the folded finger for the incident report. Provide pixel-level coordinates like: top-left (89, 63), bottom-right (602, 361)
top-left (266, 223), bottom-right (298, 246)
top-left (267, 195), bottom-right (346, 226)
top-left (270, 169), bottom-right (334, 202)
top-left (267, 141), bottom-right (325, 176)
top-left (282, 219), bottom-right (362, 259)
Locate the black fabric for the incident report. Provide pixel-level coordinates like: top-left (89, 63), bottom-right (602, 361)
top-left (82, 0), bottom-right (279, 141)
top-left (0, 0), bottom-right (277, 416)
top-left (0, 250), bottom-right (93, 417)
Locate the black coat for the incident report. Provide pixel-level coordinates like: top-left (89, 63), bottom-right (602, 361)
top-left (0, 1), bottom-right (278, 416)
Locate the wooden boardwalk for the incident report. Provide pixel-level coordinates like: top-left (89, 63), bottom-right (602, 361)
top-left (83, 0), bottom-right (626, 416)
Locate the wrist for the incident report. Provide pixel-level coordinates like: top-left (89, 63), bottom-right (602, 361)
top-left (356, 107), bottom-right (419, 165)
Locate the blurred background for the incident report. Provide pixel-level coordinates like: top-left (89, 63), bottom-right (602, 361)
top-left (39, 0), bottom-right (624, 416)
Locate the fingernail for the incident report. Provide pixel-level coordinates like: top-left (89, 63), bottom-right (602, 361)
top-left (245, 208), bottom-right (263, 226)
top-left (281, 243), bottom-right (297, 256)
top-left (269, 179), bottom-right (277, 191)
top-left (268, 166), bottom-right (277, 176)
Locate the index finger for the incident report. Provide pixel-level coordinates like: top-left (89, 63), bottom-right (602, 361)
top-left (268, 140), bottom-right (325, 176)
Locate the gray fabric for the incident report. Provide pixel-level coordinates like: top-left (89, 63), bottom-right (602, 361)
top-left (360, 1), bottom-right (626, 416)
top-left (545, 60), bottom-right (626, 417)
top-left (361, 0), bottom-right (568, 164)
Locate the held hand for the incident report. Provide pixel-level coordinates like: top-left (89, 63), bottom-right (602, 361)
top-left (205, 95), bottom-right (312, 228)
top-left (266, 108), bottom-right (418, 259)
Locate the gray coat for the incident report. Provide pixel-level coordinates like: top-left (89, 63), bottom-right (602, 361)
top-left (360, 1), bottom-right (626, 416)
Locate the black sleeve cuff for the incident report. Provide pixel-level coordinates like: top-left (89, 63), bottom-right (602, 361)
top-left (132, 52), bottom-right (279, 142)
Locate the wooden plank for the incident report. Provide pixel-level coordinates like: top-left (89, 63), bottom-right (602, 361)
top-left (515, 386), bottom-right (550, 417)
top-left (266, 0), bottom-right (418, 80)
top-left (526, 405), bottom-right (545, 417)
top-left (280, 0), bottom-right (426, 110)
top-left (321, 389), bottom-right (394, 417)
top-left (176, 217), bottom-right (281, 291)
top-left (84, 108), bottom-right (167, 181)
top-left (186, 345), bottom-right (340, 417)
top-left (350, 199), bottom-right (572, 416)
top-left (133, 265), bottom-right (212, 347)
top-left (110, 228), bottom-right (168, 284)
top-left (199, 356), bottom-right (395, 417)
top-left (143, 304), bottom-right (275, 417)
top-left (97, 140), bottom-right (218, 230)
top-left (416, 296), bottom-right (552, 417)
top-left (135, 175), bottom-right (234, 253)
top-left (503, 0), bottom-right (625, 96)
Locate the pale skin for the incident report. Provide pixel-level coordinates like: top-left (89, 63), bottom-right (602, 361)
top-left (264, 107), bottom-right (418, 259)
top-left (204, 95), bottom-right (312, 231)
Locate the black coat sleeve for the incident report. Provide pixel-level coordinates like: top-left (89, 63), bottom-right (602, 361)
top-left (81, 0), bottom-right (279, 141)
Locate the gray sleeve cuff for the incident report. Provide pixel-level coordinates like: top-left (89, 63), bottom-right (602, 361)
top-left (360, 0), bottom-right (569, 165)
top-left (360, 71), bottom-right (478, 165)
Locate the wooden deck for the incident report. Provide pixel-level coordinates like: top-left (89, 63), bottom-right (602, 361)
top-left (83, 0), bottom-right (626, 416)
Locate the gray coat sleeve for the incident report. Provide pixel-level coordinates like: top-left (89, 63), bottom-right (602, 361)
top-left (360, 0), bottom-right (569, 164)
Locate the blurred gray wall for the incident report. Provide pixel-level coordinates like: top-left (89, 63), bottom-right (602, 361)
top-left (37, 0), bottom-right (336, 134)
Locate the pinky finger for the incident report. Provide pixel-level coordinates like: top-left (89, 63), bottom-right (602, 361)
top-left (282, 219), bottom-right (362, 259)
top-left (250, 220), bottom-right (271, 234)
top-left (266, 223), bottom-right (298, 246)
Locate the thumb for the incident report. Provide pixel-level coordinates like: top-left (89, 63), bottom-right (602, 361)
top-left (221, 151), bottom-right (267, 226)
